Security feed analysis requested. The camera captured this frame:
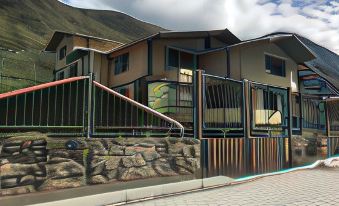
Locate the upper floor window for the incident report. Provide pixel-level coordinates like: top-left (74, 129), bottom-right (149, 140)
top-left (59, 46), bottom-right (67, 60)
top-left (265, 55), bottom-right (286, 77)
top-left (58, 71), bottom-right (64, 80)
top-left (69, 63), bottom-right (78, 77)
top-left (114, 53), bottom-right (129, 75)
top-left (166, 47), bottom-right (194, 70)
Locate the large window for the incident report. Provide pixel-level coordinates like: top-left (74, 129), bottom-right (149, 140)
top-left (166, 48), bottom-right (194, 70)
top-left (114, 53), bottom-right (129, 75)
top-left (59, 46), bottom-right (67, 60)
top-left (265, 55), bottom-right (286, 77)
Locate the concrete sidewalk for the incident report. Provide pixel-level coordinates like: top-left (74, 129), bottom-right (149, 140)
top-left (126, 168), bottom-right (339, 206)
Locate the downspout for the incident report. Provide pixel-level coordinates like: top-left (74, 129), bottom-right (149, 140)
top-left (226, 46), bottom-right (231, 78)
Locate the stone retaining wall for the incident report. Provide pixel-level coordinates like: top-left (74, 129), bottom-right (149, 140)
top-left (0, 133), bottom-right (200, 197)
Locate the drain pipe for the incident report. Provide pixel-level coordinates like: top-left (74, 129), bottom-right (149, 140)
top-left (225, 46), bottom-right (231, 78)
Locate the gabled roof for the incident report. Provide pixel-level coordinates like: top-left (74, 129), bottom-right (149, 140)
top-left (44, 31), bottom-right (123, 52)
top-left (107, 29), bottom-right (241, 54)
top-left (261, 32), bottom-right (339, 91)
top-left (297, 36), bottom-right (339, 91)
top-left (230, 33), bottom-right (316, 63)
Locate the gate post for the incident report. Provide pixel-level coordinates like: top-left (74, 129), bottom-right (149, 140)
top-left (86, 73), bottom-right (94, 138)
top-left (325, 100), bottom-right (331, 157)
top-left (243, 79), bottom-right (251, 174)
top-left (287, 87), bottom-right (293, 168)
top-left (193, 70), bottom-right (204, 140)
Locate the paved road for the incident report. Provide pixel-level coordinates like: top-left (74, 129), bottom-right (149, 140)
top-left (126, 168), bottom-right (339, 206)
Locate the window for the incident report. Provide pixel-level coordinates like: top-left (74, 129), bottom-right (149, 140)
top-left (69, 63), bottom-right (78, 77)
top-left (167, 48), bottom-right (179, 69)
top-left (114, 53), bottom-right (129, 75)
top-left (58, 71), bottom-right (64, 80)
top-left (59, 46), bottom-right (67, 60)
top-left (265, 55), bottom-right (286, 77)
top-left (166, 48), bottom-right (194, 70)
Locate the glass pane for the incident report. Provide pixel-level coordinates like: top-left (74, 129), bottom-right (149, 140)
top-left (180, 52), bottom-right (194, 69)
top-left (168, 48), bottom-right (179, 68)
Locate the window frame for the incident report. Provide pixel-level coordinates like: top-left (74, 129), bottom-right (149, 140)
top-left (114, 53), bottom-right (129, 75)
top-left (264, 54), bottom-right (286, 77)
top-left (165, 47), bottom-right (195, 71)
top-left (59, 46), bottom-right (67, 60)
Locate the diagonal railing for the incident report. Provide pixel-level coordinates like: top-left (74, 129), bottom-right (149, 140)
top-left (0, 74), bottom-right (184, 138)
top-left (92, 81), bottom-right (184, 137)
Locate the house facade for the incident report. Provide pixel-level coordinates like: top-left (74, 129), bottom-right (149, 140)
top-left (44, 29), bottom-right (339, 137)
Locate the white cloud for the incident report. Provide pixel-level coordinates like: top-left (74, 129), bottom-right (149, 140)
top-left (60, 0), bottom-right (339, 54)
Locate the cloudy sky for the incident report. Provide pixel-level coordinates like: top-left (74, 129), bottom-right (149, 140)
top-left (60, 0), bottom-right (339, 54)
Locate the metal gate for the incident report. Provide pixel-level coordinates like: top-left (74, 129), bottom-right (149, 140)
top-left (194, 70), bottom-right (291, 178)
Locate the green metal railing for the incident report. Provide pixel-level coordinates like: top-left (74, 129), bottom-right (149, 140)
top-left (0, 74), bottom-right (184, 137)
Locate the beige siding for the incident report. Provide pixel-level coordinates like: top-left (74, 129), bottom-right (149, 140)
top-left (93, 52), bottom-right (102, 82)
top-left (229, 41), bottom-right (299, 92)
top-left (55, 36), bottom-right (74, 70)
top-left (199, 50), bottom-right (227, 76)
top-left (108, 41), bottom-right (148, 88)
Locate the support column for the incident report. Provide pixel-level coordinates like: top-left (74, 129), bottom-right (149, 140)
top-left (193, 70), bottom-right (204, 140)
top-left (287, 87), bottom-right (293, 168)
top-left (87, 73), bottom-right (94, 138)
top-left (243, 79), bottom-right (251, 174)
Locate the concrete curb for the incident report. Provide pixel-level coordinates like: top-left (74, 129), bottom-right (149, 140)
top-left (30, 157), bottom-right (339, 206)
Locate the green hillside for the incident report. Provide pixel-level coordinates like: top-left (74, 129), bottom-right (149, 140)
top-left (0, 0), bottom-right (164, 92)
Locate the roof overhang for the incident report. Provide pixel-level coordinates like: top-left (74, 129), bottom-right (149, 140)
top-left (230, 34), bottom-right (316, 64)
top-left (270, 35), bottom-right (316, 63)
top-left (44, 31), bottom-right (69, 52)
top-left (44, 31), bottom-right (123, 52)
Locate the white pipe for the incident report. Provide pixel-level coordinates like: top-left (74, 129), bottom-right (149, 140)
top-left (93, 81), bottom-right (185, 137)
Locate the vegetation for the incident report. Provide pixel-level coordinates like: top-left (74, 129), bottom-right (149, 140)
top-left (0, 0), bottom-right (163, 92)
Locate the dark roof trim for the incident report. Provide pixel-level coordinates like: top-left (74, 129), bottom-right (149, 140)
top-left (107, 29), bottom-right (240, 55)
top-left (44, 31), bottom-right (123, 52)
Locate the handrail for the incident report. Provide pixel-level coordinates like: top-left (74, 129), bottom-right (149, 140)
top-left (0, 76), bottom-right (88, 99)
top-left (93, 81), bottom-right (185, 137)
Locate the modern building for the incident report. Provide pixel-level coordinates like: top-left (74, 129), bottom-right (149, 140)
top-left (44, 29), bottom-right (339, 138)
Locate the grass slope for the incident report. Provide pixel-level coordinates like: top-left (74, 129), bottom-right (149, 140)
top-left (0, 0), bottom-right (163, 92)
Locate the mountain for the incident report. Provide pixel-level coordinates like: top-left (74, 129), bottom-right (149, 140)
top-left (0, 0), bottom-right (164, 92)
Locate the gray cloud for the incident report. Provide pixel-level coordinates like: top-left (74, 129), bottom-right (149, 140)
top-left (61, 0), bottom-right (339, 54)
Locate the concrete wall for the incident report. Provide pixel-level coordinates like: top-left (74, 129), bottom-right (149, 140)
top-left (229, 41), bottom-right (299, 92)
top-left (108, 41), bottom-right (148, 88)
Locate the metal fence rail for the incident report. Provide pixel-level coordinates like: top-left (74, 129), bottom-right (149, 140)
top-left (326, 98), bottom-right (339, 138)
top-left (0, 75), bottom-right (184, 137)
top-left (302, 95), bottom-right (325, 131)
top-left (249, 82), bottom-right (289, 138)
top-left (202, 74), bottom-right (244, 137)
top-left (0, 77), bottom-right (88, 135)
top-left (93, 81), bottom-right (184, 137)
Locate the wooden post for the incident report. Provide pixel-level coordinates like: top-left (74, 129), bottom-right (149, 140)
top-left (193, 69), bottom-right (204, 140)
top-left (243, 79), bottom-right (251, 174)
